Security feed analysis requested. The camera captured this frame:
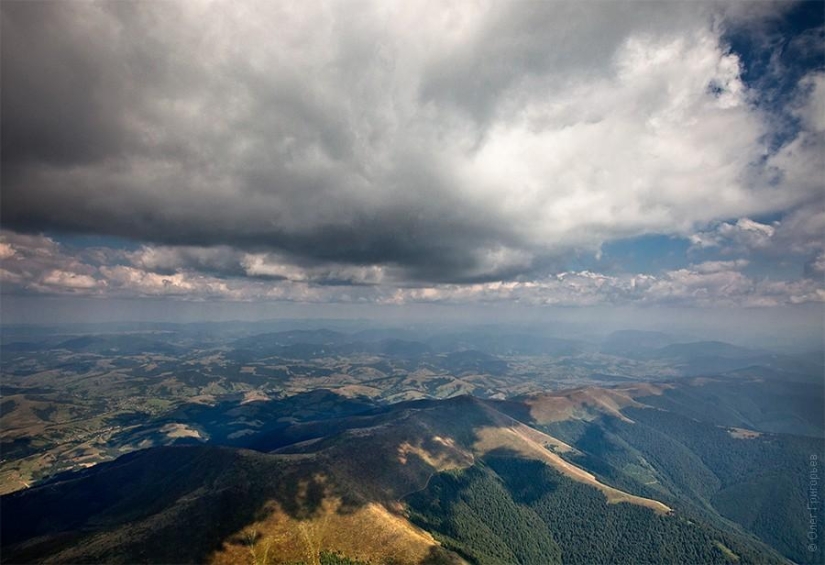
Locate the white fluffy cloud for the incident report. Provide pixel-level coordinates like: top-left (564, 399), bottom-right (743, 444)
top-left (690, 205), bottom-right (825, 272)
top-left (2, 1), bottom-right (822, 285)
top-left (0, 232), bottom-right (107, 294)
top-left (690, 218), bottom-right (777, 250)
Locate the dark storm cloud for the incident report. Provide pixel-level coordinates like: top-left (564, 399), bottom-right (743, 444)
top-left (1, 0), bottom-right (822, 289)
top-left (1, 6), bottom-right (128, 171)
top-left (0, 1), bottom-right (528, 282)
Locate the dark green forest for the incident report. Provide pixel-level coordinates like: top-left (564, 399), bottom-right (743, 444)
top-left (406, 455), bottom-right (784, 565)
top-left (542, 406), bottom-right (825, 565)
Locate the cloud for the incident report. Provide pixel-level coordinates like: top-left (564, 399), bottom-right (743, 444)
top-left (2, 0), bottom-right (822, 287)
top-left (0, 231), bottom-right (106, 294)
top-left (0, 243), bottom-right (16, 261)
top-left (128, 245), bottom-right (249, 278)
top-left (98, 265), bottom-right (235, 299)
top-left (690, 218), bottom-right (777, 250)
top-left (1, 230), bottom-right (820, 308)
top-left (691, 259), bottom-right (749, 274)
top-left (40, 270), bottom-right (101, 291)
top-left (806, 251), bottom-right (825, 278)
top-left (792, 72), bottom-right (825, 132)
top-left (383, 264), bottom-right (824, 308)
top-left (689, 205), bottom-right (825, 276)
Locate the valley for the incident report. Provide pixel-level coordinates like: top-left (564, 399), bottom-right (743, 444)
top-left (1, 322), bottom-right (823, 564)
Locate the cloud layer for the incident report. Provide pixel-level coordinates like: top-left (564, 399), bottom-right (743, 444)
top-left (1, 1), bottom-right (823, 306)
top-left (2, 230), bottom-right (822, 308)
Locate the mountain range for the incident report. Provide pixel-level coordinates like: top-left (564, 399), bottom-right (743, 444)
top-left (3, 365), bottom-right (823, 564)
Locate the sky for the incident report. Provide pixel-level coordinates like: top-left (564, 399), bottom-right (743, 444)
top-left (1, 0), bottom-right (824, 335)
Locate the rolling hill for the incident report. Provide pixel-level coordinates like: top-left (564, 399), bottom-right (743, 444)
top-left (1, 387), bottom-right (798, 565)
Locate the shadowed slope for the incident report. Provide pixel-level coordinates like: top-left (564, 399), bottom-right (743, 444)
top-left (0, 445), bottom-right (455, 565)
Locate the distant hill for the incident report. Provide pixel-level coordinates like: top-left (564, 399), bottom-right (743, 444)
top-left (653, 341), bottom-right (759, 360)
top-left (600, 330), bottom-right (678, 354)
top-left (426, 331), bottom-right (586, 356)
top-left (234, 329), bottom-right (351, 347)
top-left (1, 333), bottom-right (182, 357)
